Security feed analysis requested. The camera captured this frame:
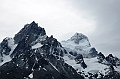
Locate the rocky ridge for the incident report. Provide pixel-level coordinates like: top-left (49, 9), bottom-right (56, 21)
top-left (0, 21), bottom-right (120, 79)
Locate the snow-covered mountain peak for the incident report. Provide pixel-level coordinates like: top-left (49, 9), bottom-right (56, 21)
top-left (71, 33), bottom-right (87, 39)
top-left (68, 32), bottom-right (90, 45)
top-left (61, 33), bottom-right (93, 56)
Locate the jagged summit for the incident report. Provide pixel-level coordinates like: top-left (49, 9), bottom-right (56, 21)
top-left (69, 32), bottom-right (90, 45)
top-left (71, 33), bottom-right (88, 39)
top-left (61, 32), bottom-right (92, 56)
top-left (14, 21), bottom-right (46, 44)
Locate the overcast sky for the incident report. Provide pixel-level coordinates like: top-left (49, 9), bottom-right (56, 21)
top-left (0, 0), bottom-right (120, 57)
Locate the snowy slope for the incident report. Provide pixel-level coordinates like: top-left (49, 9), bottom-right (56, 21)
top-left (32, 43), bottom-right (43, 49)
top-left (61, 40), bottom-right (91, 54)
top-left (61, 33), bottom-right (117, 77)
top-left (61, 33), bottom-right (97, 57)
top-left (63, 54), bottom-right (120, 78)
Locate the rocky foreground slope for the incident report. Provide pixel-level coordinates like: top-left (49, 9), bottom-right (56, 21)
top-left (0, 21), bottom-right (120, 79)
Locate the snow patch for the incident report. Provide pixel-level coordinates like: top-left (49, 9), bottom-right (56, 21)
top-left (115, 66), bottom-right (120, 72)
top-left (0, 55), bottom-right (11, 66)
top-left (10, 44), bottom-right (17, 55)
top-left (29, 72), bottom-right (33, 78)
top-left (32, 43), bottom-right (42, 49)
top-left (7, 38), bottom-right (17, 55)
top-left (63, 54), bottom-right (82, 71)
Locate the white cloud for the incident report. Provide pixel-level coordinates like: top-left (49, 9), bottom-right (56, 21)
top-left (0, 0), bottom-right (96, 42)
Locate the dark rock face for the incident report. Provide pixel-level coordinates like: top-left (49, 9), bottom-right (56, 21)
top-left (0, 38), bottom-right (84, 79)
top-left (105, 54), bottom-right (120, 66)
top-left (69, 51), bottom-right (77, 56)
top-left (14, 21), bottom-right (46, 44)
top-left (89, 47), bottom-right (98, 57)
top-left (10, 37), bottom-right (31, 58)
top-left (97, 52), bottom-right (105, 63)
top-left (75, 54), bottom-right (87, 69)
top-left (0, 38), bottom-right (11, 56)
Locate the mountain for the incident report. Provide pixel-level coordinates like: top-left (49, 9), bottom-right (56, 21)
top-left (61, 33), bottom-right (98, 58)
top-left (61, 32), bottom-right (120, 79)
top-left (0, 21), bottom-right (120, 79)
top-left (0, 21), bottom-right (84, 79)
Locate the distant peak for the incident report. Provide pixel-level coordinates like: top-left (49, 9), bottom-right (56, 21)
top-left (73, 32), bottom-right (85, 37)
top-left (75, 32), bottom-right (82, 35)
top-left (69, 32), bottom-right (89, 44)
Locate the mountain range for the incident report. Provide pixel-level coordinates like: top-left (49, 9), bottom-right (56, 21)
top-left (0, 21), bottom-right (120, 79)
